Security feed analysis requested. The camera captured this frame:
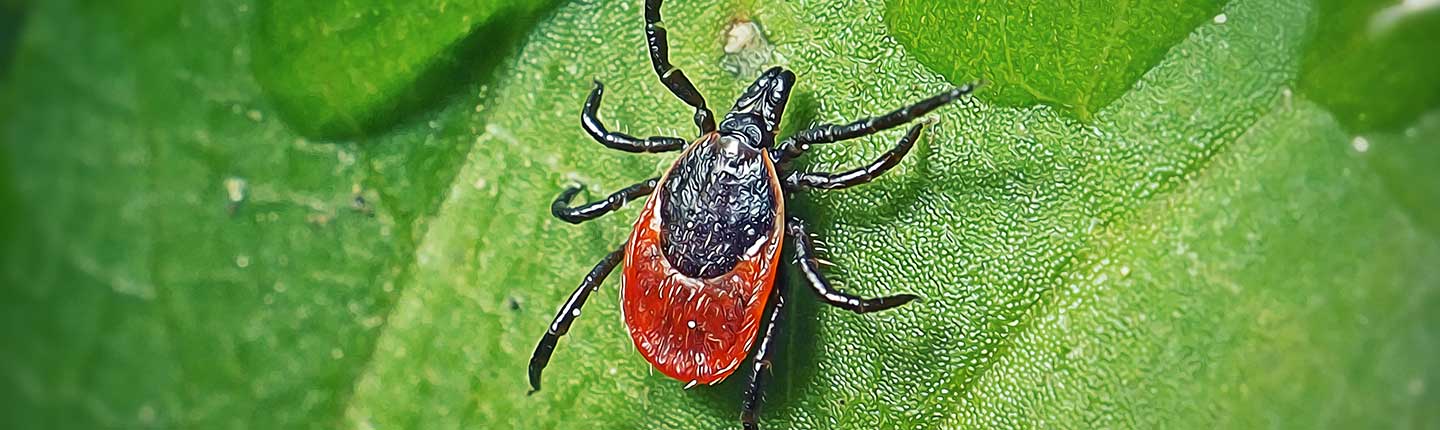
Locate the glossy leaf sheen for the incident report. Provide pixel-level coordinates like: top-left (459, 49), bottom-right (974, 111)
top-left (253, 0), bottom-right (555, 137)
top-left (1, 0), bottom-right (1438, 429)
top-left (884, 0), bottom-right (1224, 120)
top-left (1297, 0), bottom-right (1440, 132)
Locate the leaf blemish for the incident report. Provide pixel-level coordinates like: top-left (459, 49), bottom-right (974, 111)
top-left (721, 18), bottom-right (774, 77)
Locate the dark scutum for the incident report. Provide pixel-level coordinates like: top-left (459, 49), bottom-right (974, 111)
top-left (660, 134), bottom-right (778, 279)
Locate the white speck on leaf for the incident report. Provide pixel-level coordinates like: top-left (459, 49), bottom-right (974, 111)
top-left (1351, 136), bottom-right (1370, 153)
top-left (721, 19), bottom-right (774, 77)
top-left (224, 177), bottom-right (247, 203)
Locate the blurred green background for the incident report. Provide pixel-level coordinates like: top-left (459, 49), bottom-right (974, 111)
top-left (2, 0), bottom-right (1438, 428)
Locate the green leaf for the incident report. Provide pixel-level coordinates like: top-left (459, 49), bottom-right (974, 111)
top-left (2, 0), bottom-right (479, 427)
top-left (252, 0), bottom-right (556, 138)
top-left (1364, 114), bottom-right (1440, 237)
top-left (3, 0), bottom-right (1438, 429)
top-left (884, 0), bottom-right (1224, 121)
top-left (1298, 0), bottom-right (1440, 132)
top-left (951, 105), bottom-right (1440, 429)
top-left (0, 1), bottom-right (23, 78)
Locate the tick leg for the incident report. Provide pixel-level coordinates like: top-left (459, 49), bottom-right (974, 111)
top-left (776, 83), bottom-right (976, 162)
top-left (741, 265), bottom-right (787, 430)
top-left (551, 177), bottom-right (659, 224)
top-left (528, 247), bottom-right (626, 394)
top-left (584, 81), bottom-right (688, 153)
top-left (784, 123), bottom-right (923, 191)
top-left (645, 0), bottom-right (716, 133)
top-left (787, 217), bottom-right (918, 313)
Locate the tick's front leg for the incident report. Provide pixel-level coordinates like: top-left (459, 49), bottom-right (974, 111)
top-left (644, 0), bottom-right (716, 134)
top-left (775, 83), bottom-right (977, 162)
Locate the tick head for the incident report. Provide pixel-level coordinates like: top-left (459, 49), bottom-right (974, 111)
top-left (723, 66), bottom-right (795, 148)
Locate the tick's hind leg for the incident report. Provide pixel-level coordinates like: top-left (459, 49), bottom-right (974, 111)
top-left (644, 0), bottom-right (716, 133)
top-left (551, 178), bottom-right (659, 224)
top-left (784, 123), bottom-right (923, 191)
top-left (776, 83), bottom-right (977, 162)
top-left (583, 81), bottom-right (688, 153)
top-left (741, 266), bottom-right (787, 430)
top-left (787, 217), bottom-right (918, 313)
top-left (528, 247), bottom-right (625, 394)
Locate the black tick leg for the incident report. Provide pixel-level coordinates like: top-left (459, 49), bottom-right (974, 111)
top-left (784, 123), bottom-right (923, 191)
top-left (528, 247), bottom-right (626, 394)
top-left (741, 266), bottom-right (787, 430)
top-left (583, 81), bottom-right (688, 153)
top-left (787, 217), bottom-right (918, 313)
top-left (776, 83), bottom-right (977, 162)
top-left (551, 178), bottom-right (659, 224)
top-left (644, 0), bottom-right (716, 134)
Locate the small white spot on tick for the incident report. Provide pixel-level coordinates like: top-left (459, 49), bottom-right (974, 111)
top-left (1352, 136), bottom-right (1370, 153)
top-left (571, 309), bottom-right (581, 317)
top-left (1213, 13), bottom-right (1228, 24)
top-left (687, 320), bottom-right (697, 329)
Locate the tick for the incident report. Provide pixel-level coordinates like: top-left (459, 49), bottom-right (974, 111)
top-left (527, 0), bottom-right (976, 428)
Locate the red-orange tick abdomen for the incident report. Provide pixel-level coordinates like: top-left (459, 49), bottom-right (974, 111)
top-left (620, 138), bottom-right (785, 385)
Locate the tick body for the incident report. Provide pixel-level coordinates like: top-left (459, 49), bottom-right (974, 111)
top-left (528, 0), bottom-right (976, 428)
top-left (624, 130), bottom-right (786, 385)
